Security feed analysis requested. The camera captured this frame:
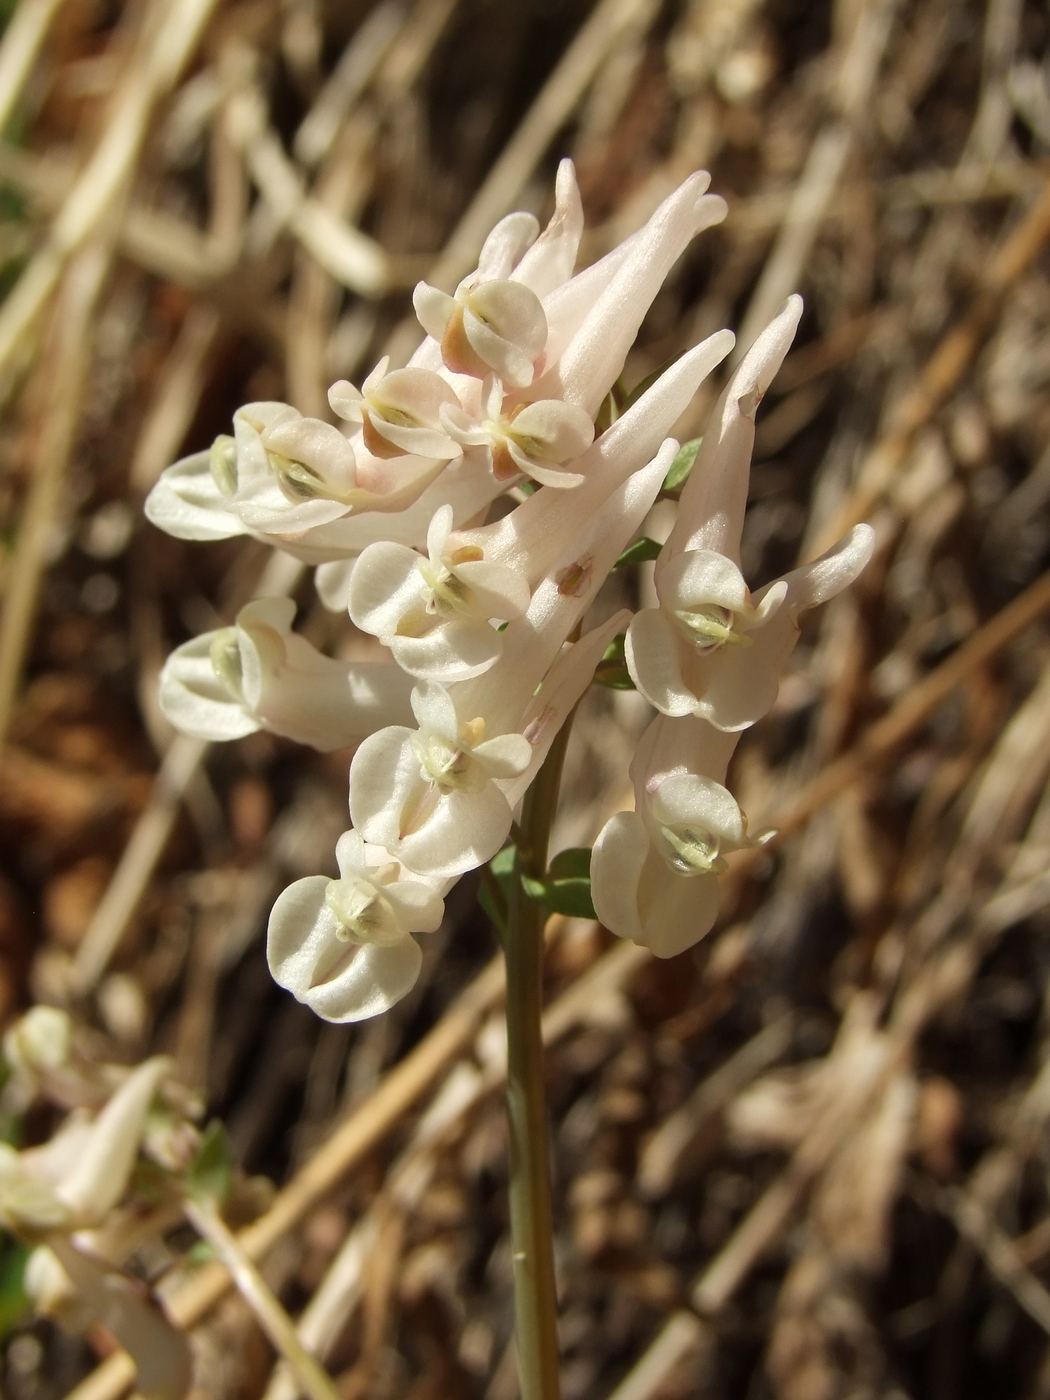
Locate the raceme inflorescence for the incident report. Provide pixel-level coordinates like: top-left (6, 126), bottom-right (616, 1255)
top-left (147, 162), bottom-right (874, 1022)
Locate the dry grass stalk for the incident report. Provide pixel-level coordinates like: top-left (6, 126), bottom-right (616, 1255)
top-left (5, 3), bottom-right (1050, 1398)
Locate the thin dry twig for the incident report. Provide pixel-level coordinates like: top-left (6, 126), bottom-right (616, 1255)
top-left (0, 0), bottom-right (66, 136)
top-left (64, 954), bottom-right (508, 1400)
top-left (0, 0), bottom-right (220, 385)
top-left (183, 1197), bottom-right (343, 1400)
top-left (812, 173), bottom-right (1050, 556)
top-left (0, 238), bottom-right (112, 747)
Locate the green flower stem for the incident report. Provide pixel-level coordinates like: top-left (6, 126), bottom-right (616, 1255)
top-left (504, 714), bottom-right (575, 1400)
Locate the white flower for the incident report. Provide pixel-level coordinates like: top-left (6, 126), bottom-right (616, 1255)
top-left (626, 529), bottom-right (875, 729)
top-left (448, 449), bottom-right (671, 731)
top-left (348, 504), bottom-right (530, 683)
top-left (413, 275), bottom-right (548, 389)
top-left (621, 297), bottom-right (874, 729)
top-left (146, 400), bottom-right (451, 548)
top-left (303, 456), bottom-right (512, 568)
top-left (349, 611), bottom-right (626, 882)
top-left (328, 358), bottom-right (463, 462)
top-left (144, 447), bottom-right (250, 543)
top-left (351, 424), bottom-right (674, 689)
top-left (664, 295), bottom-right (803, 563)
top-left (520, 172), bottom-right (728, 416)
top-left (267, 830), bottom-right (443, 1022)
top-left (0, 1057), bottom-right (172, 1236)
top-left (448, 330), bottom-right (734, 585)
top-left (343, 335), bottom-right (734, 683)
top-left (591, 715), bottom-right (769, 958)
top-left (349, 682), bottom-right (533, 880)
top-left (159, 597), bottom-right (414, 748)
top-left (592, 772), bottom-right (769, 958)
top-left (510, 157), bottom-right (584, 298)
top-left (348, 448), bottom-right (667, 880)
top-left (441, 377), bottom-right (595, 488)
top-left (212, 401), bottom-right (360, 534)
top-left (4, 1006), bottom-right (72, 1083)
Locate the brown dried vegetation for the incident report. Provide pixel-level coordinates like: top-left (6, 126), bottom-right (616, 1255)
top-left (3, 0), bottom-right (1050, 1397)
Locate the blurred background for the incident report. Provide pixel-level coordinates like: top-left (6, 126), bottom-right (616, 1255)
top-left (4, 0), bottom-right (1050, 1396)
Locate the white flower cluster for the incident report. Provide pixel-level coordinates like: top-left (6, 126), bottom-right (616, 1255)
top-left (146, 163), bottom-right (874, 1021)
top-left (0, 1008), bottom-right (190, 1400)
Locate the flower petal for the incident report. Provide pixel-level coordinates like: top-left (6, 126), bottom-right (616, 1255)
top-left (508, 399), bottom-right (595, 465)
top-left (637, 857), bottom-right (721, 958)
top-left (780, 524), bottom-right (876, 614)
top-left (383, 879), bottom-right (444, 933)
top-left (527, 173), bottom-right (728, 415)
top-left (305, 939), bottom-right (423, 1022)
top-left (390, 620), bottom-right (503, 682)
top-left (512, 460), bottom-right (585, 490)
top-left (512, 158), bottom-right (583, 298)
top-left (348, 543), bottom-right (429, 639)
top-left (630, 712), bottom-right (740, 796)
top-left (500, 609), bottom-right (630, 809)
top-left (145, 452), bottom-right (248, 542)
top-left (476, 210), bottom-right (540, 279)
top-left (453, 559), bottom-right (531, 619)
top-left (687, 640), bottom-right (780, 732)
top-left (648, 772), bottom-right (747, 846)
top-left (392, 783), bottom-right (514, 880)
top-left (468, 280), bottom-right (547, 358)
top-left (659, 549), bottom-right (749, 612)
top-left (409, 680), bottom-right (460, 737)
top-left (473, 732), bottom-right (533, 778)
top-left (412, 282), bottom-right (457, 341)
top-left (268, 876), bottom-right (347, 995)
top-left (591, 812), bottom-right (649, 944)
top-left (314, 559), bottom-right (354, 611)
top-left (267, 875), bottom-right (426, 1022)
top-left (56, 1057), bottom-right (171, 1224)
top-left (666, 295), bottom-right (803, 565)
top-left (625, 609), bottom-right (697, 717)
top-left (262, 417), bottom-right (358, 495)
top-left (335, 829), bottom-right (368, 879)
top-left (327, 379), bottom-right (364, 419)
top-left (159, 635), bottom-right (260, 741)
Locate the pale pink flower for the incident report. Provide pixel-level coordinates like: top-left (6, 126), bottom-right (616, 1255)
top-left (160, 597), bottom-right (413, 748)
top-left (626, 527), bottom-right (875, 730)
top-left (626, 297), bottom-right (875, 728)
top-left (328, 358), bottom-right (463, 462)
top-left (441, 377), bottom-right (595, 489)
top-left (348, 452), bottom-right (667, 879)
top-left (591, 715), bottom-right (768, 957)
top-left (348, 504), bottom-right (530, 683)
top-left (267, 829), bottom-right (444, 1022)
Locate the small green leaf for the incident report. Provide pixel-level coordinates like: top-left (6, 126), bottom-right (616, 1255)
top-left (614, 536), bottom-right (662, 570)
top-left (187, 1120), bottom-right (234, 1205)
top-left (663, 437), bottom-right (702, 493)
top-left (543, 880), bottom-right (596, 919)
top-left (548, 848), bottom-right (592, 881)
top-left (520, 848), bottom-right (597, 919)
top-left (593, 633), bottom-right (635, 690)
